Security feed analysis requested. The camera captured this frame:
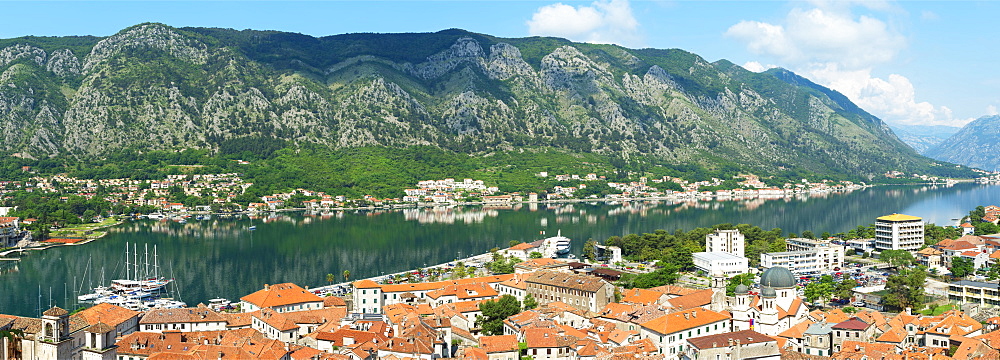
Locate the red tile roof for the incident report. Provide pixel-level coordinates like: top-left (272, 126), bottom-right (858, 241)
top-left (479, 334), bottom-right (518, 353)
top-left (640, 307), bottom-right (730, 335)
top-left (832, 317), bottom-right (870, 330)
top-left (240, 283), bottom-right (323, 308)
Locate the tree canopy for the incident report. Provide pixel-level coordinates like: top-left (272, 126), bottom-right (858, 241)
top-left (477, 295), bottom-right (522, 335)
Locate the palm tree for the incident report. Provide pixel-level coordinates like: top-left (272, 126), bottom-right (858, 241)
top-left (326, 273), bottom-right (335, 284)
top-left (343, 270), bottom-right (350, 282)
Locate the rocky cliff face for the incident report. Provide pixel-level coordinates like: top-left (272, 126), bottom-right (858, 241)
top-left (0, 23), bottom-right (942, 177)
top-left (925, 116), bottom-right (1000, 170)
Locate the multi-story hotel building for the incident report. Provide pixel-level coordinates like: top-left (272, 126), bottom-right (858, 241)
top-left (874, 214), bottom-right (924, 252)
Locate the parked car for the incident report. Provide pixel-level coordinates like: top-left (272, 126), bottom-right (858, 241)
top-left (852, 301), bottom-right (865, 307)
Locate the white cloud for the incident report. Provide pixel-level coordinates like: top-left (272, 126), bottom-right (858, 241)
top-left (527, 0), bottom-right (642, 48)
top-left (726, 2), bottom-right (968, 127)
top-left (742, 61), bottom-right (778, 73)
top-left (727, 7), bottom-right (905, 69)
top-left (921, 10), bottom-right (939, 21)
top-left (988, 105), bottom-right (998, 116)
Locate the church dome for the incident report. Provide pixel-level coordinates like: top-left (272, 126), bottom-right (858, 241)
top-left (760, 267), bottom-right (795, 289)
top-left (735, 284), bottom-right (749, 294)
top-left (761, 286), bottom-right (777, 298)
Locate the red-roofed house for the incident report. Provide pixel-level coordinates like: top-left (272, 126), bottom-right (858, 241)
top-left (831, 317), bottom-right (875, 352)
top-left (523, 327), bottom-right (578, 360)
top-left (639, 307), bottom-right (732, 357)
top-left (504, 242), bottom-right (539, 261)
top-left (961, 222), bottom-right (976, 235)
top-left (684, 330), bottom-right (779, 360)
top-left (240, 283), bottom-right (324, 313)
top-left (479, 334), bottom-right (519, 359)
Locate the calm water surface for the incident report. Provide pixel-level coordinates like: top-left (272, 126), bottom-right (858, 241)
top-left (1, 183), bottom-right (998, 316)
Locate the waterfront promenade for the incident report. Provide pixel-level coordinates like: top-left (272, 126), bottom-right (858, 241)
top-left (308, 251), bottom-right (496, 296)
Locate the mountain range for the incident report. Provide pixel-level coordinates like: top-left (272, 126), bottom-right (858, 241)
top-left (925, 115), bottom-right (1000, 170)
top-left (888, 124), bottom-right (961, 155)
top-left (0, 23), bottom-right (973, 179)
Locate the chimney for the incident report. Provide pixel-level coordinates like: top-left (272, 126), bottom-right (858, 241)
top-left (684, 313), bottom-right (689, 320)
top-left (264, 284), bottom-right (270, 291)
top-left (692, 311), bottom-right (698, 318)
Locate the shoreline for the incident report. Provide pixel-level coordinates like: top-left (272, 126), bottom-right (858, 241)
top-left (0, 181), bottom-right (970, 260)
top-left (0, 218), bottom-right (122, 258)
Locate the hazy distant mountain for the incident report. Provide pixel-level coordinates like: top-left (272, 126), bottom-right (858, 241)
top-left (925, 116), bottom-right (1000, 170)
top-left (0, 23), bottom-right (971, 178)
top-left (889, 124), bottom-right (961, 154)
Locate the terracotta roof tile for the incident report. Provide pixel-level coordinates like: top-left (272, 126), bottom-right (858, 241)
top-left (666, 289), bottom-right (713, 310)
top-left (777, 320), bottom-right (814, 339)
top-left (639, 308), bottom-right (730, 335)
top-left (479, 334), bottom-right (519, 353)
top-left (240, 283), bottom-right (323, 308)
top-left (686, 330), bottom-right (776, 349)
top-left (621, 288), bottom-right (664, 305)
top-left (75, 303), bottom-right (140, 327)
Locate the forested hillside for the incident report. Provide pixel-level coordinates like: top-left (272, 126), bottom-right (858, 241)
top-left (0, 23), bottom-right (977, 193)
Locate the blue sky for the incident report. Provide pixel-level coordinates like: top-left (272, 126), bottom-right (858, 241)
top-left (2, 0), bottom-right (997, 128)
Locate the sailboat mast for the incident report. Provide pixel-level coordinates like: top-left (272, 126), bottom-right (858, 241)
top-left (144, 243), bottom-right (150, 279)
top-left (154, 245), bottom-right (159, 279)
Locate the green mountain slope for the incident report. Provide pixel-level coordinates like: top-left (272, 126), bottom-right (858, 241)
top-left (0, 23), bottom-right (973, 180)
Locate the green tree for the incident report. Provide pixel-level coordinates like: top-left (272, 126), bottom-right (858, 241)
top-left (950, 257), bottom-right (975, 278)
top-left (477, 295), bottom-right (522, 335)
top-left (529, 252), bottom-right (543, 259)
top-left (882, 268), bottom-right (927, 311)
top-left (326, 273), bottom-right (335, 284)
top-left (804, 282), bottom-right (833, 303)
top-left (835, 279), bottom-right (858, 300)
top-left (619, 264), bottom-right (680, 289)
top-left (342, 270), bottom-right (350, 282)
top-left (582, 240), bottom-right (597, 262)
top-left (879, 250), bottom-right (915, 267)
top-left (975, 222), bottom-right (1000, 236)
top-left (726, 273), bottom-right (755, 296)
top-left (523, 293), bottom-right (539, 310)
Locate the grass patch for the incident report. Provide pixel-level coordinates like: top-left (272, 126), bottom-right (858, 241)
top-left (919, 304), bottom-right (957, 316)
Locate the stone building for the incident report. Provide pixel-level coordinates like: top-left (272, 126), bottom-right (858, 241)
top-left (524, 271), bottom-right (615, 313)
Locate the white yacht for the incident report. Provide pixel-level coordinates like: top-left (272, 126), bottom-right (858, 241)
top-left (544, 230), bottom-right (572, 255)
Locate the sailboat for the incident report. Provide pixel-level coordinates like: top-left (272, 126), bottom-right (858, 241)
top-left (248, 214), bottom-right (257, 231)
top-left (110, 243), bottom-right (174, 293)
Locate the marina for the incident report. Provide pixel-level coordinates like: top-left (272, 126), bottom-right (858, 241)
top-left (74, 243), bottom-right (184, 311)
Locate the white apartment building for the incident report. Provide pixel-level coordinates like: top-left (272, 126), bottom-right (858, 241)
top-left (694, 229), bottom-right (749, 276)
top-left (761, 238), bottom-right (845, 275)
top-left (874, 214), bottom-right (925, 252)
top-left (706, 229), bottom-right (745, 257)
top-left (694, 252), bottom-right (749, 276)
